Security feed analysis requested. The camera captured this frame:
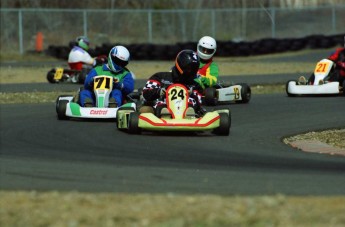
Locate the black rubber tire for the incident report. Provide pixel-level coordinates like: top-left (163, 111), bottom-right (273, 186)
top-left (128, 112), bottom-right (141, 134)
top-left (342, 80), bottom-right (345, 96)
top-left (46, 69), bottom-right (57, 83)
top-left (78, 71), bottom-right (86, 84)
top-left (286, 80), bottom-right (297, 97)
top-left (213, 112), bottom-right (231, 136)
top-left (236, 83), bottom-right (251, 103)
top-left (56, 100), bottom-right (69, 120)
top-left (204, 87), bottom-right (218, 106)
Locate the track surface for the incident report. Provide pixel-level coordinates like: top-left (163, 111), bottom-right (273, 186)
top-left (1, 51), bottom-right (345, 195)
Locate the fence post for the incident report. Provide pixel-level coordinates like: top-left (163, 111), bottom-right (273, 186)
top-left (83, 10), bottom-right (88, 37)
top-left (148, 10), bottom-right (152, 43)
top-left (18, 10), bottom-right (23, 54)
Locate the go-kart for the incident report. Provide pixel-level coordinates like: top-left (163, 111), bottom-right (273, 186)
top-left (47, 56), bottom-right (108, 84)
top-left (56, 75), bottom-right (136, 120)
top-left (47, 65), bottom-right (91, 84)
top-left (286, 59), bottom-right (345, 96)
top-left (116, 83), bottom-right (231, 135)
top-left (203, 82), bottom-right (251, 106)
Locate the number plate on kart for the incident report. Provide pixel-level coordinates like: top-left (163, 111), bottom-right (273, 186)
top-left (313, 59), bottom-right (333, 77)
top-left (54, 67), bottom-right (64, 80)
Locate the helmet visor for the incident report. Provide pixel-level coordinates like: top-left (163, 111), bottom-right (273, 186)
top-left (109, 55), bottom-right (128, 72)
top-left (198, 46), bottom-right (215, 55)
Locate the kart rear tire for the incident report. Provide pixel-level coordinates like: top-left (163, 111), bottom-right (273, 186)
top-left (128, 112), bottom-right (141, 134)
top-left (56, 100), bottom-right (69, 120)
top-left (213, 112), bottom-right (231, 136)
top-left (286, 80), bottom-right (297, 97)
top-left (204, 87), bottom-right (218, 106)
top-left (236, 83), bottom-right (251, 103)
top-left (47, 69), bottom-right (57, 83)
top-left (78, 71), bottom-right (87, 84)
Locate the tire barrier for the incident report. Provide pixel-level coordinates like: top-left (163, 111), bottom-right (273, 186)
top-left (46, 33), bottom-right (344, 61)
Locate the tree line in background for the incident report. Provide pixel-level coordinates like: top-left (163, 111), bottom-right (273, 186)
top-left (2, 0), bottom-right (344, 9)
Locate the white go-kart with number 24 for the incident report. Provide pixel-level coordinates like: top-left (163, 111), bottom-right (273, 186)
top-left (286, 59), bottom-right (344, 96)
top-left (56, 75), bottom-right (135, 120)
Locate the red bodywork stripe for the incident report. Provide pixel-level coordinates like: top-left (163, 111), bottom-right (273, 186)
top-left (139, 115), bottom-right (220, 127)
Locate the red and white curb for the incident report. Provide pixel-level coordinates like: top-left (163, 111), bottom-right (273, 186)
top-left (289, 140), bottom-right (345, 156)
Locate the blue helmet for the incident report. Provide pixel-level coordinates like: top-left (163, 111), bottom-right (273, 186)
top-left (107, 46), bottom-right (130, 73)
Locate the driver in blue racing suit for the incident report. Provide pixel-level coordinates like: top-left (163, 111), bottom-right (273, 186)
top-left (139, 49), bottom-right (204, 115)
top-left (79, 45), bottom-right (135, 107)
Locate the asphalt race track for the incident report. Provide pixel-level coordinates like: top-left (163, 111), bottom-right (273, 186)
top-left (1, 52), bottom-right (345, 196)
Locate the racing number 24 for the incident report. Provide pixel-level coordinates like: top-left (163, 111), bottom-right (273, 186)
top-left (170, 88), bottom-right (185, 100)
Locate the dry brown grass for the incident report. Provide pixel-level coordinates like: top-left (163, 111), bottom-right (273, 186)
top-left (1, 192), bottom-right (345, 227)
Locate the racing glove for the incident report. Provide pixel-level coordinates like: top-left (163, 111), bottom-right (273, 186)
top-left (113, 78), bottom-right (123, 90)
top-left (94, 55), bottom-right (108, 66)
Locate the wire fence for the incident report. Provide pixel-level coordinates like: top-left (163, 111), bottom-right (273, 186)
top-left (1, 5), bottom-right (344, 54)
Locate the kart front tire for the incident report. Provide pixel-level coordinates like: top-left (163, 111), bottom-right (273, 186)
top-left (78, 71), bottom-right (87, 84)
top-left (204, 87), bottom-right (218, 106)
top-left (56, 100), bottom-right (69, 120)
top-left (236, 83), bottom-right (251, 103)
top-left (128, 112), bottom-right (141, 134)
top-left (213, 112), bottom-right (231, 136)
top-left (47, 69), bottom-right (57, 83)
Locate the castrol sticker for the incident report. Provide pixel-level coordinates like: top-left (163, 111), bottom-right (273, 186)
top-left (90, 110), bottom-right (108, 115)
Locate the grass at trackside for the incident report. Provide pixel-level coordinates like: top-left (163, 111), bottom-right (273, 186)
top-left (0, 84), bottom-right (284, 104)
top-left (1, 192), bottom-right (344, 227)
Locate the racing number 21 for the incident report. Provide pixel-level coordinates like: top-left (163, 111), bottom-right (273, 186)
top-left (170, 88), bottom-right (185, 100)
top-left (94, 77), bottom-right (111, 89)
top-left (316, 62), bottom-right (328, 73)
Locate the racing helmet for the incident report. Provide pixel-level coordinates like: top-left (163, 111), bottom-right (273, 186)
top-left (76, 36), bottom-right (90, 51)
top-left (107, 46), bottom-right (130, 73)
top-left (197, 36), bottom-right (217, 60)
top-left (175, 49), bottom-right (200, 78)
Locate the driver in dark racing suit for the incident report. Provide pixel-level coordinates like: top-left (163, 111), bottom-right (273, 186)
top-left (139, 49), bottom-right (204, 115)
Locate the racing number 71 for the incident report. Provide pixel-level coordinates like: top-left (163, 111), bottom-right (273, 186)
top-left (94, 77), bottom-right (111, 89)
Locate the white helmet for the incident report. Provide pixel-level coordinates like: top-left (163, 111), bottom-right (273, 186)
top-left (108, 46), bottom-right (130, 73)
top-left (197, 36), bottom-right (217, 60)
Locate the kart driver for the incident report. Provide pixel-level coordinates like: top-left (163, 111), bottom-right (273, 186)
top-left (194, 36), bottom-right (220, 89)
top-left (298, 37), bottom-right (345, 85)
top-left (79, 45), bottom-right (135, 107)
top-left (68, 36), bottom-right (107, 71)
top-left (139, 49), bottom-right (204, 115)
top-left (327, 43), bottom-right (345, 84)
